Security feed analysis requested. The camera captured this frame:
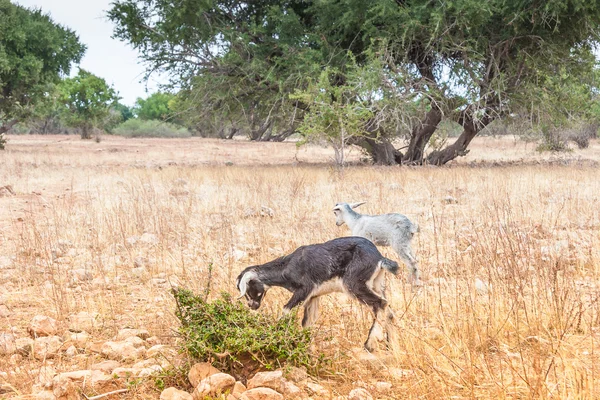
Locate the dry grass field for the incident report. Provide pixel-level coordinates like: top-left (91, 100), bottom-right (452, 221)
top-left (1, 134), bottom-right (600, 399)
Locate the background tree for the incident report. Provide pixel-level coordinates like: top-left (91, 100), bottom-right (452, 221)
top-left (109, 0), bottom-right (600, 164)
top-left (134, 92), bottom-right (176, 121)
top-left (59, 69), bottom-right (119, 139)
top-left (0, 0), bottom-right (85, 147)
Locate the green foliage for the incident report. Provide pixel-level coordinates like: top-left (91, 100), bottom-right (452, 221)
top-left (112, 118), bottom-right (191, 138)
top-left (134, 92), bottom-right (176, 122)
top-left (59, 69), bottom-right (120, 138)
top-left (109, 0), bottom-right (600, 163)
top-left (113, 102), bottom-right (134, 122)
top-left (0, 0), bottom-right (85, 144)
top-left (173, 289), bottom-right (322, 375)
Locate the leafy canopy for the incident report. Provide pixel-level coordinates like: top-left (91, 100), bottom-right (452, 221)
top-left (0, 0), bottom-right (85, 132)
top-left (109, 0), bottom-right (600, 163)
top-left (59, 69), bottom-right (120, 138)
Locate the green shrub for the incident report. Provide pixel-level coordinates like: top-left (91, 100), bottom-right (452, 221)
top-left (113, 118), bottom-right (191, 138)
top-left (173, 289), bottom-right (326, 378)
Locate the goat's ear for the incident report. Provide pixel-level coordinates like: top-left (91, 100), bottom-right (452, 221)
top-left (350, 201), bottom-right (366, 209)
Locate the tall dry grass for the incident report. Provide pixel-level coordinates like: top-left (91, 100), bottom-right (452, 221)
top-left (0, 136), bottom-right (599, 398)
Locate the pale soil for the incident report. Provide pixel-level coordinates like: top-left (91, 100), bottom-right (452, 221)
top-left (0, 134), bottom-right (599, 399)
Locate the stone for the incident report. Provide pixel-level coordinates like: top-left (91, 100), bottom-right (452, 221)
top-left (0, 304), bottom-right (10, 317)
top-left (239, 388), bottom-right (284, 400)
top-left (124, 335), bottom-right (146, 348)
top-left (53, 370), bottom-right (112, 387)
top-left (69, 269), bottom-right (93, 282)
top-left (16, 337), bottom-right (34, 355)
top-left (111, 367), bottom-right (139, 378)
top-left (188, 362), bottom-right (221, 388)
top-left (36, 366), bottom-right (57, 386)
top-left (232, 381), bottom-right (247, 395)
top-left (247, 370), bottom-right (286, 393)
top-left (192, 373), bottom-right (236, 398)
top-left (70, 331), bottom-right (90, 348)
top-left (91, 360), bottom-right (121, 374)
top-left (0, 185), bottom-right (15, 197)
top-left (0, 332), bottom-right (16, 355)
top-left (29, 315), bottom-right (59, 337)
top-left (139, 233), bottom-right (159, 244)
top-left (305, 382), bottom-right (330, 398)
top-left (348, 388), bottom-right (373, 400)
top-left (65, 345), bottom-right (78, 357)
top-left (285, 367), bottom-right (308, 383)
top-left (116, 328), bottom-right (150, 341)
top-left (33, 336), bottom-right (63, 360)
top-left (34, 390), bottom-right (57, 400)
top-left (374, 381), bottom-right (392, 393)
top-left (139, 364), bottom-right (164, 377)
top-left (101, 340), bottom-right (146, 361)
top-left (68, 312), bottom-right (99, 332)
top-left (160, 387), bottom-right (193, 400)
top-left (147, 344), bottom-right (177, 359)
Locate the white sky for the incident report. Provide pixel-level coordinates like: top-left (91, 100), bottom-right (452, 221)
top-left (16, 0), bottom-right (167, 106)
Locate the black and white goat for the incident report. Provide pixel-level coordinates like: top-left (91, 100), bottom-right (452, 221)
top-left (236, 237), bottom-right (399, 351)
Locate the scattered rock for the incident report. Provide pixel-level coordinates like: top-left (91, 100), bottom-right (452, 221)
top-left (374, 381), bottom-right (392, 393)
top-left (0, 185), bottom-right (15, 197)
top-left (284, 367), bottom-right (308, 383)
top-left (36, 366), bottom-right (57, 386)
top-left (188, 362), bottom-right (221, 388)
top-left (232, 381), bottom-right (247, 395)
top-left (443, 195), bottom-right (458, 204)
top-left (116, 328), bottom-right (150, 341)
top-left (124, 335), bottom-right (146, 348)
top-left (33, 390), bottom-right (57, 400)
top-left (138, 364), bottom-right (164, 377)
top-left (15, 337), bottom-right (34, 355)
top-left (101, 340), bottom-right (146, 361)
top-left (161, 387), bottom-right (193, 400)
top-left (65, 345), bottom-right (78, 357)
top-left (260, 206), bottom-right (274, 217)
top-left (0, 332), bottom-right (16, 355)
top-left (111, 367), bottom-right (139, 378)
top-left (29, 315), bottom-right (59, 337)
top-left (348, 388), bottom-right (373, 400)
top-left (0, 304), bottom-right (10, 318)
top-left (33, 336), bottom-right (63, 360)
top-left (68, 312), bottom-right (99, 332)
top-left (53, 369), bottom-right (112, 387)
top-left (70, 331), bottom-right (90, 348)
top-left (192, 373), bottom-right (236, 398)
top-left (69, 269), bottom-right (93, 282)
top-left (239, 387), bottom-right (284, 400)
top-left (247, 370), bottom-right (286, 393)
top-left (305, 382), bottom-right (330, 398)
top-left (139, 233), bottom-right (159, 245)
top-left (91, 360), bottom-right (121, 374)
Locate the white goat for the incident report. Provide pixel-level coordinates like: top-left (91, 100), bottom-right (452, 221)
top-left (333, 202), bottom-right (420, 285)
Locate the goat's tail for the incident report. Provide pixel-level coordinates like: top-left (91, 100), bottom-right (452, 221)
top-left (378, 257), bottom-right (399, 275)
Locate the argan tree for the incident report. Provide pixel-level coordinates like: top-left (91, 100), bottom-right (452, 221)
top-left (59, 69), bottom-right (119, 139)
top-left (0, 0), bottom-right (85, 147)
top-left (109, 0), bottom-right (600, 164)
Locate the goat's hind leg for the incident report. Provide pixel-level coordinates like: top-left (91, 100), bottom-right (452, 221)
top-left (395, 243), bottom-right (421, 285)
top-left (302, 297), bottom-right (320, 328)
top-left (347, 282), bottom-right (390, 352)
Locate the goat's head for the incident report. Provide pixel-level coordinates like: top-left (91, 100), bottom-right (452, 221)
top-left (333, 202), bottom-right (366, 226)
top-left (236, 269), bottom-right (268, 310)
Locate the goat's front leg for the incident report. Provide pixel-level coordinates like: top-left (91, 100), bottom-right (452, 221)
top-left (282, 288), bottom-right (312, 314)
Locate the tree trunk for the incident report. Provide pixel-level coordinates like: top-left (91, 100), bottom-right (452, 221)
top-left (0, 119), bottom-right (18, 134)
top-left (350, 135), bottom-right (403, 165)
top-left (426, 123), bottom-right (478, 165)
top-left (402, 106), bottom-right (443, 164)
top-left (80, 123), bottom-right (92, 139)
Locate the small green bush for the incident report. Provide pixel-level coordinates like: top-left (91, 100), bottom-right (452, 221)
top-left (173, 289), bottom-right (325, 377)
top-left (113, 118), bottom-right (191, 138)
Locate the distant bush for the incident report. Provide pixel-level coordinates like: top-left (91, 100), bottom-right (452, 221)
top-left (564, 122), bottom-right (598, 149)
top-left (112, 118), bottom-right (191, 138)
top-left (173, 289), bottom-right (327, 378)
